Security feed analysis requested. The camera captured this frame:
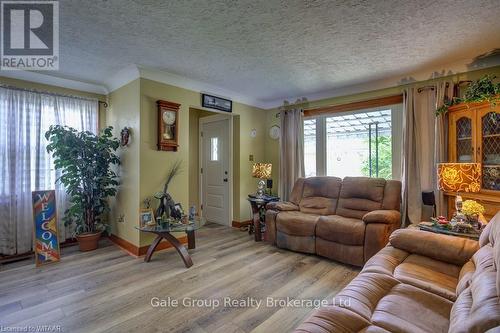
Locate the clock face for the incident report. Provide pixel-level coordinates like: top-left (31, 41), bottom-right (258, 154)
top-left (162, 110), bottom-right (176, 125)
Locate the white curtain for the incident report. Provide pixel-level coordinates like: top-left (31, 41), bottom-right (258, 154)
top-left (279, 109), bottom-right (305, 201)
top-left (401, 81), bottom-right (453, 226)
top-left (0, 87), bottom-right (98, 255)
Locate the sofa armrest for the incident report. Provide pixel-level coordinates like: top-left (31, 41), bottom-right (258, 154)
top-left (265, 209), bottom-right (279, 244)
top-left (389, 229), bottom-right (479, 265)
top-left (362, 210), bottom-right (401, 225)
top-left (266, 201), bottom-right (299, 211)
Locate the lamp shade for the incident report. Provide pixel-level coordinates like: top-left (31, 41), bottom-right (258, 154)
top-left (252, 163), bottom-right (272, 179)
top-left (437, 163), bottom-right (481, 193)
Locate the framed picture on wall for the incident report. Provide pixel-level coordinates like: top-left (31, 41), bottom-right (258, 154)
top-left (201, 93), bottom-right (232, 113)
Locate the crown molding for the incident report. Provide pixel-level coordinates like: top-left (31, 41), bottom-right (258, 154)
top-left (104, 65), bottom-right (267, 109)
top-left (261, 57), bottom-right (500, 109)
top-left (137, 67), bottom-right (266, 109)
top-left (3, 57), bottom-right (499, 111)
top-left (0, 70), bottom-right (108, 95)
top-left (104, 64), bottom-right (141, 92)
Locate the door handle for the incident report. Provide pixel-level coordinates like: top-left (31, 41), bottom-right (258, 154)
top-left (223, 178), bottom-right (228, 182)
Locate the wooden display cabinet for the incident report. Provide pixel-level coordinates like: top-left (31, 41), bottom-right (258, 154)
top-left (446, 100), bottom-right (500, 220)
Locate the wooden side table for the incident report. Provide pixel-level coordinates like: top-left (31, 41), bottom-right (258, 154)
top-left (247, 195), bottom-right (279, 241)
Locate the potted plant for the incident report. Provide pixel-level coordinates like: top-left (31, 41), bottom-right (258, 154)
top-left (45, 126), bottom-right (120, 251)
top-left (436, 74), bottom-right (500, 116)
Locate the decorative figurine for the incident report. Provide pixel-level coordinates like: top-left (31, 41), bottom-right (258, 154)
top-left (154, 160), bottom-right (182, 220)
top-left (120, 127), bottom-right (131, 147)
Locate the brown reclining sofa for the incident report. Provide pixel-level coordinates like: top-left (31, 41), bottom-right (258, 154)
top-left (265, 176), bottom-right (402, 266)
top-left (295, 211), bottom-right (500, 333)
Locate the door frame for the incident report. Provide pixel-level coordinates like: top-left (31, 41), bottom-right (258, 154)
top-left (199, 114), bottom-right (233, 226)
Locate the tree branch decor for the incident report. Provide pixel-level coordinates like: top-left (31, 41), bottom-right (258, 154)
top-left (45, 126), bottom-right (120, 236)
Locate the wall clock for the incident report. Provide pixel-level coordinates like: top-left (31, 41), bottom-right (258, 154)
top-left (157, 100), bottom-right (181, 151)
top-left (269, 125), bottom-right (280, 140)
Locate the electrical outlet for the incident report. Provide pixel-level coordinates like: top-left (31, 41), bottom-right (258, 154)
top-left (249, 154), bottom-right (254, 161)
top-left (117, 214), bottom-right (125, 223)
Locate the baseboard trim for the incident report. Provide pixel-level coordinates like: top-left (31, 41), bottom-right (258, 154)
top-left (232, 220), bottom-right (252, 228)
top-left (109, 234), bottom-right (188, 257)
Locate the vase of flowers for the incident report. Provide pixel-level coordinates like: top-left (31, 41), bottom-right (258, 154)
top-left (461, 200), bottom-right (486, 229)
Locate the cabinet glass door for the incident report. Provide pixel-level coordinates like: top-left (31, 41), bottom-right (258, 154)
top-left (456, 116), bottom-right (474, 162)
top-left (481, 111), bottom-right (500, 190)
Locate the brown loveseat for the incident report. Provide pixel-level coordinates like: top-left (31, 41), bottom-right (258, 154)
top-left (295, 211), bottom-right (500, 333)
top-left (265, 176), bottom-right (402, 267)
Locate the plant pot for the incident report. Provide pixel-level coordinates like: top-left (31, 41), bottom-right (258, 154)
top-left (76, 231), bottom-right (102, 252)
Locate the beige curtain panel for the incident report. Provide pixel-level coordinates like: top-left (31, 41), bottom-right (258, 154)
top-left (279, 109), bottom-right (305, 201)
top-left (401, 81), bottom-right (453, 226)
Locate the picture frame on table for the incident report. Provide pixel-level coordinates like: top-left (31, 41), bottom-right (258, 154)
top-left (139, 208), bottom-right (156, 227)
top-left (171, 203), bottom-right (184, 219)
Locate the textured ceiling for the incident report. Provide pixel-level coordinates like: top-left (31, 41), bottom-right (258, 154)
top-left (40, 0), bottom-right (500, 106)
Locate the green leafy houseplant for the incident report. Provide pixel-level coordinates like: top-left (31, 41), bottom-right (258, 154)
top-left (45, 126), bottom-right (120, 243)
top-left (436, 74), bottom-right (500, 116)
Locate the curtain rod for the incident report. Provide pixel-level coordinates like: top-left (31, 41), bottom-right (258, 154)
top-left (417, 82), bottom-right (450, 93)
top-left (276, 97), bottom-right (309, 117)
top-left (275, 109), bottom-right (305, 118)
top-left (0, 83), bottom-right (107, 107)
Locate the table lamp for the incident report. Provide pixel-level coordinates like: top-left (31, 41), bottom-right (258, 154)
top-left (252, 163), bottom-right (272, 197)
top-left (437, 163), bottom-right (481, 212)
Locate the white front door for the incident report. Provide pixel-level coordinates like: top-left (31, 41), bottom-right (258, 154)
top-left (201, 116), bottom-right (230, 226)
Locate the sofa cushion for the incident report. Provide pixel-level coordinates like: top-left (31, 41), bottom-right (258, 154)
top-left (316, 215), bottom-right (365, 245)
top-left (389, 229), bottom-right (479, 266)
top-left (371, 283), bottom-right (452, 333)
top-left (381, 179), bottom-right (402, 211)
top-left (363, 245), bottom-right (410, 276)
top-left (300, 197), bottom-right (338, 216)
top-left (393, 254), bottom-right (460, 301)
top-left (294, 305), bottom-right (371, 333)
top-left (449, 245), bottom-right (500, 333)
top-left (449, 213), bottom-right (500, 333)
top-left (336, 177), bottom-right (385, 219)
top-left (363, 246), bottom-right (461, 301)
top-left (316, 238), bottom-right (365, 267)
top-left (298, 177), bottom-right (342, 215)
top-left (276, 211), bottom-right (319, 237)
top-left (276, 232), bottom-right (315, 254)
top-left (296, 272), bottom-right (453, 333)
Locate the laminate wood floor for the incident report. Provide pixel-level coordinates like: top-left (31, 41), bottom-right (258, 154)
top-left (0, 224), bottom-right (359, 333)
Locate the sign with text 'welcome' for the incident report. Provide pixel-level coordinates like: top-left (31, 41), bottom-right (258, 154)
top-left (32, 190), bottom-right (60, 266)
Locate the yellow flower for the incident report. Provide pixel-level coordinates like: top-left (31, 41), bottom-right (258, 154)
top-left (462, 200), bottom-right (485, 216)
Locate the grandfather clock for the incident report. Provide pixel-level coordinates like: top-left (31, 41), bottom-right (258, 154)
top-left (157, 100), bottom-right (181, 151)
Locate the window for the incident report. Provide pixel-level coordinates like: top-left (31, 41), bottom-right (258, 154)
top-left (0, 86), bottom-right (98, 255)
top-left (303, 119), bottom-right (316, 177)
top-left (304, 105), bottom-right (402, 180)
top-left (210, 137), bottom-right (219, 161)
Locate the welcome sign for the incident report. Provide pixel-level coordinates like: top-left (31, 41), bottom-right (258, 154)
top-left (32, 190), bottom-right (61, 266)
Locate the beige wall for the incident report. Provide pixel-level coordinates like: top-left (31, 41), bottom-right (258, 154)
top-left (264, 65), bottom-right (500, 192)
top-left (0, 76), bottom-right (107, 128)
top-left (107, 79), bottom-right (141, 246)
top-left (137, 78), bottom-right (266, 246)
